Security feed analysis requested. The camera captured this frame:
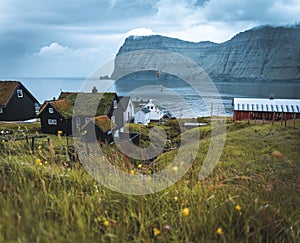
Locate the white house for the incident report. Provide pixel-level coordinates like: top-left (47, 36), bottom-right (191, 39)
top-left (144, 99), bottom-right (164, 121)
top-left (119, 96), bottom-right (134, 123)
top-left (134, 107), bottom-right (151, 125)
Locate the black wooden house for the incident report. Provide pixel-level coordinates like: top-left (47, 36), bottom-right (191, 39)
top-left (38, 92), bottom-right (122, 136)
top-left (0, 81), bottom-right (40, 121)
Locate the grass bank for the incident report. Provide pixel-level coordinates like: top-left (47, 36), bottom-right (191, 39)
top-left (0, 121), bottom-right (299, 242)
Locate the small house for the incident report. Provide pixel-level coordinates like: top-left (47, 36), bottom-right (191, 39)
top-left (0, 81), bottom-right (40, 121)
top-left (38, 92), bottom-right (120, 135)
top-left (81, 115), bottom-right (116, 143)
top-left (144, 99), bottom-right (164, 121)
top-left (233, 97), bottom-right (300, 121)
top-left (119, 96), bottom-right (134, 123)
top-left (38, 99), bottom-right (73, 135)
top-left (134, 108), bottom-right (151, 125)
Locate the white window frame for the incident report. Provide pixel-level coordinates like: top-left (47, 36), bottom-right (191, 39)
top-left (48, 119), bottom-right (57, 125)
top-left (48, 108), bottom-right (54, 114)
top-left (0, 107), bottom-right (3, 113)
top-left (17, 89), bottom-right (23, 98)
top-left (76, 117), bottom-right (81, 126)
top-left (111, 115), bottom-right (115, 123)
top-left (113, 100), bottom-right (118, 108)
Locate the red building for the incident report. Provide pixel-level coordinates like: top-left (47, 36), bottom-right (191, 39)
top-left (233, 97), bottom-right (300, 122)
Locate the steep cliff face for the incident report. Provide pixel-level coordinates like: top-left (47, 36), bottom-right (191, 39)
top-left (112, 25), bottom-right (300, 81)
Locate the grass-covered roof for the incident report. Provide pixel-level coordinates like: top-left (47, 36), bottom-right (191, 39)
top-left (49, 92), bottom-right (117, 118)
top-left (0, 81), bottom-right (19, 106)
top-left (93, 115), bottom-right (116, 132)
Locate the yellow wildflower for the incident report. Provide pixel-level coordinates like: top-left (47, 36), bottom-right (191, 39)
top-left (173, 196), bottom-right (178, 202)
top-left (38, 145), bottom-right (42, 150)
top-left (57, 130), bottom-right (63, 135)
top-left (172, 166), bottom-right (178, 172)
top-left (182, 207), bottom-right (190, 217)
top-left (129, 170), bottom-right (135, 175)
top-left (137, 164), bottom-right (143, 169)
top-left (36, 158), bottom-right (41, 164)
top-left (235, 205), bottom-right (241, 211)
top-left (153, 227), bottom-right (160, 236)
top-left (217, 227), bottom-right (223, 235)
top-left (103, 220), bottom-right (109, 227)
top-left (44, 161), bottom-right (48, 165)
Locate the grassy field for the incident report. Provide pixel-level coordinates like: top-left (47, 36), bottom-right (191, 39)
top-left (0, 120), bottom-right (299, 242)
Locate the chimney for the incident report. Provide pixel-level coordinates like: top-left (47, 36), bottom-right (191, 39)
top-left (269, 94), bottom-right (274, 100)
top-left (92, 86), bottom-right (98, 94)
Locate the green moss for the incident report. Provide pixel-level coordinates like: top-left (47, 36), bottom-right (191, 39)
top-left (49, 92), bottom-right (116, 118)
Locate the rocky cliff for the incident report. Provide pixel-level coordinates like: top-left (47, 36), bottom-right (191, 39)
top-left (112, 25), bottom-right (300, 82)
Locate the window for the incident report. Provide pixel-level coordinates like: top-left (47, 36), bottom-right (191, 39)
top-left (0, 107), bottom-right (3, 113)
top-left (113, 100), bottom-right (117, 108)
top-left (48, 119), bottom-right (57, 125)
top-left (76, 117), bottom-right (81, 126)
top-left (111, 116), bottom-right (115, 123)
top-left (48, 108), bottom-right (54, 114)
top-left (35, 103), bottom-right (40, 114)
top-left (85, 117), bottom-right (91, 124)
top-left (17, 89), bottom-right (23, 98)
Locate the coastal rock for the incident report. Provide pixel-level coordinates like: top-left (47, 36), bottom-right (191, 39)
top-left (112, 25), bottom-right (300, 82)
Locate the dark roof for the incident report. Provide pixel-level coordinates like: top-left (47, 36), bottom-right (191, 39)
top-left (39, 92), bottom-right (117, 119)
top-left (141, 107), bottom-right (151, 114)
top-left (118, 96), bottom-right (131, 110)
top-left (0, 81), bottom-right (20, 107)
top-left (81, 115), bottom-right (116, 133)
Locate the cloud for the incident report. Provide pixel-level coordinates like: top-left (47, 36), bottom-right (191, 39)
top-left (124, 28), bottom-right (156, 38)
top-left (1, 0), bottom-right (300, 77)
top-left (151, 0), bottom-right (300, 42)
top-left (155, 0), bottom-right (300, 25)
top-left (36, 42), bottom-right (74, 57)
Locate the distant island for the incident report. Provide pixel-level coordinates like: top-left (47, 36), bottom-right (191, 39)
top-left (99, 75), bottom-right (112, 80)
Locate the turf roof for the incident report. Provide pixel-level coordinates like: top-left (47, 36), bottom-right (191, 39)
top-left (0, 81), bottom-right (19, 107)
top-left (88, 115), bottom-right (116, 132)
top-left (48, 92), bottom-right (117, 118)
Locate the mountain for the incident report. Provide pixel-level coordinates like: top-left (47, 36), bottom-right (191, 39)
top-left (112, 25), bottom-right (300, 82)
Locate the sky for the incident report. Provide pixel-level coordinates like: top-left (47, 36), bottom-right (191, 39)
top-left (0, 0), bottom-right (300, 77)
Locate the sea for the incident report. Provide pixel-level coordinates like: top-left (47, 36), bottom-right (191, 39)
top-left (2, 77), bottom-right (300, 118)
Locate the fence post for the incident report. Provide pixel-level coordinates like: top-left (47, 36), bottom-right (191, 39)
top-left (31, 137), bottom-right (35, 154)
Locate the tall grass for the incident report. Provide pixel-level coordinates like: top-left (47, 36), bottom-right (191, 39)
top-left (0, 121), bottom-right (299, 242)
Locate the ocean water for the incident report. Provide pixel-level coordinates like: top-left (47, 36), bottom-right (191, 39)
top-left (2, 77), bottom-right (300, 117)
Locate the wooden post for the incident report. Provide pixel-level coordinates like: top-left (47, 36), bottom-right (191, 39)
top-left (293, 113), bottom-right (296, 128)
top-left (281, 112), bottom-right (283, 126)
top-left (26, 135), bottom-right (29, 144)
top-left (31, 137), bottom-right (35, 153)
top-left (272, 112), bottom-right (275, 126)
top-left (284, 113), bottom-right (287, 127)
top-left (47, 137), bottom-right (50, 145)
top-left (248, 112), bottom-right (250, 125)
top-left (86, 142), bottom-right (90, 156)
